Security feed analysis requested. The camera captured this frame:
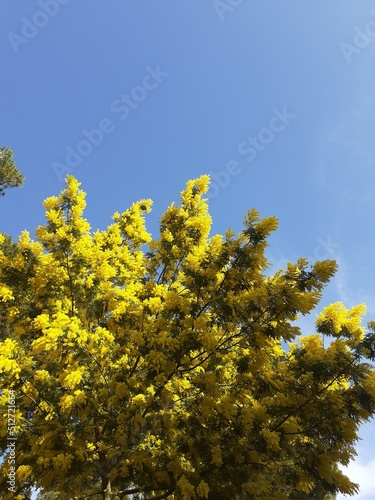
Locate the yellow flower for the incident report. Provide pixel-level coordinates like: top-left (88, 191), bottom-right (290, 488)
top-left (59, 394), bottom-right (75, 413)
top-left (74, 390), bottom-right (87, 406)
top-left (196, 480), bottom-right (210, 498)
top-left (132, 394), bottom-right (146, 405)
top-left (61, 367), bottom-right (85, 389)
top-left (176, 476), bottom-right (195, 500)
top-left (0, 284), bottom-right (14, 302)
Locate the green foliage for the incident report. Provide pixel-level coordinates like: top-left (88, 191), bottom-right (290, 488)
top-left (0, 146), bottom-right (24, 196)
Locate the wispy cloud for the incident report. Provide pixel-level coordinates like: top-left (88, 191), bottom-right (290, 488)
top-left (338, 459), bottom-right (375, 499)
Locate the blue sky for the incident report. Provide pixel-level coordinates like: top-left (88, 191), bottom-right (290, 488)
top-left (1, 1), bottom-right (375, 497)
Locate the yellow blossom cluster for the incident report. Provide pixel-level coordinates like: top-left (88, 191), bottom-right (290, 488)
top-left (0, 175), bottom-right (374, 499)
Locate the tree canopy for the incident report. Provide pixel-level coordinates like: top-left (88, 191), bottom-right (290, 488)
top-left (1, 175), bottom-right (375, 500)
top-left (0, 146), bottom-right (24, 197)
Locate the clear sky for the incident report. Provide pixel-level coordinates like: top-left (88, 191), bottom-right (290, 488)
top-left (1, 1), bottom-right (375, 497)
